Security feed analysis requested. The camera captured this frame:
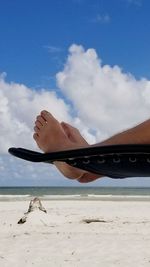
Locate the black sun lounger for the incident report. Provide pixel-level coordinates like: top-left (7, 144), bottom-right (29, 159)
top-left (8, 144), bottom-right (150, 179)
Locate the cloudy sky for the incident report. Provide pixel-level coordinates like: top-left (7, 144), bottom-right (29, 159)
top-left (0, 0), bottom-right (150, 186)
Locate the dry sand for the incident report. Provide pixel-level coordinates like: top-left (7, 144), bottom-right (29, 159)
top-left (0, 200), bottom-right (150, 267)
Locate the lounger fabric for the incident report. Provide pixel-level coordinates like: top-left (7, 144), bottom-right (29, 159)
top-left (8, 145), bottom-right (150, 178)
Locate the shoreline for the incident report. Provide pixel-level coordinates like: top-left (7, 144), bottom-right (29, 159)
top-left (1, 194), bottom-right (150, 202)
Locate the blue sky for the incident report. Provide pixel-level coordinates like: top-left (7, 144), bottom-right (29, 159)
top-left (1, 0), bottom-right (150, 186)
top-left (1, 0), bottom-right (150, 88)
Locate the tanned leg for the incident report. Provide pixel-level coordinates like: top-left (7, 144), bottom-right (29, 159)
top-left (34, 112), bottom-right (150, 182)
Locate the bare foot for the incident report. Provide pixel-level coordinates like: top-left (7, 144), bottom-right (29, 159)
top-left (33, 110), bottom-right (88, 152)
top-left (33, 110), bottom-right (71, 153)
top-left (33, 110), bottom-right (101, 182)
top-left (33, 110), bottom-right (88, 180)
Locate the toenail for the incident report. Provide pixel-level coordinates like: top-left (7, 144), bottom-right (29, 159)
top-left (33, 133), bottom-right (38, 139)
top-left (41, 110), bottom-right (48, 114)
top-left (34, 126), bottom-right (39, 132)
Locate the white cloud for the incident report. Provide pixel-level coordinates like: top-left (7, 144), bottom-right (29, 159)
top-left (44, 45), bottom-right (63, 53)
top-left (92, 14), bottom-right (111, 24)
top-left (0, 73), bottom-right (71, 154)
top-left (1, 44), bottom-right (150, 186)
top-left (57, 44), bottom-right (150, 142)
top-left (1, 44), bottom-right (150, 153)
top-left (0, 155), bottom-right (71, 186)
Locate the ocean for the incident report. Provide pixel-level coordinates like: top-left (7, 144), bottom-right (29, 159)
top-left (0, 186), bottom-right (150, 201)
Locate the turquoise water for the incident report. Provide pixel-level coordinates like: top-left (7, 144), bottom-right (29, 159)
top-left (0, 186), bottom-right (150, 201)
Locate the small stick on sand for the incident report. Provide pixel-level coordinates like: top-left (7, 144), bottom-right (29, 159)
top-left (18, 197), bottom-right (47, 224)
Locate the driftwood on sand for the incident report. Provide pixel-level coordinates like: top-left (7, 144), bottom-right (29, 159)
top-left (18, 197), bottom-right (47, 224)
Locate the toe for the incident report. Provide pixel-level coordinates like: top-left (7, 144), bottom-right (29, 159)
top-left (41, 110), bottom-right (55, 122)
top-left (35, 120), bottom-right (43, 129)
top-left (62, 122), bottom-right (79, 132)
top-left (33, 133), bottom-right (39, 140)
top-left (61, 122), bottom-right (71, 137)
top-left (34, 126), bottom-right (40, 133)
top-left (36, 115), bottom-right (46, 126)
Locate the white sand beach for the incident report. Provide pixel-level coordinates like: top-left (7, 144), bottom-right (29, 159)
top-left (1, 200), bottom-right (150, 267)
